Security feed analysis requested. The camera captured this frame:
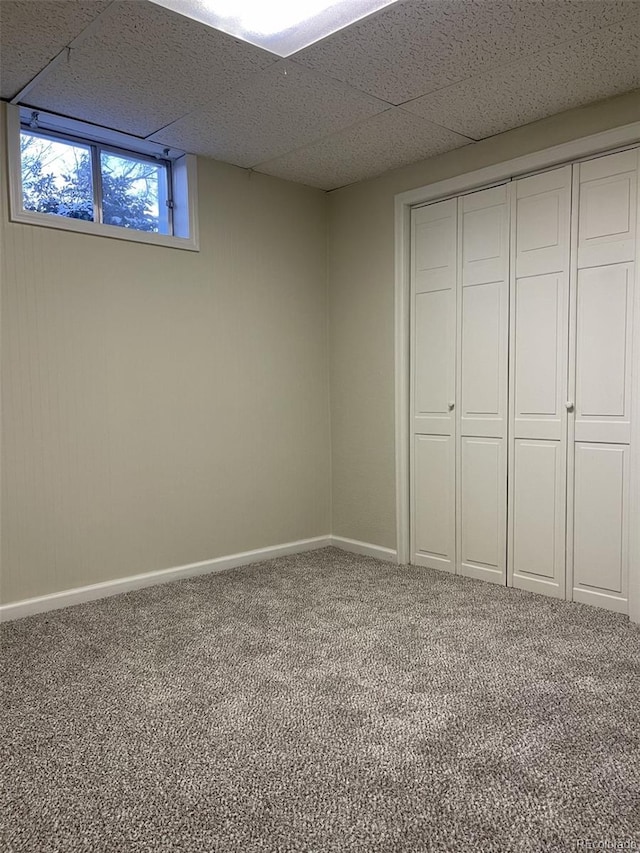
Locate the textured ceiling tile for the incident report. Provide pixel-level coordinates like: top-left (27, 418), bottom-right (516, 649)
top-left (256, 109), bottom-right (472, 191)
top-left (149, 60), bottom-right (388, 167)
top-left (0, 0), bottom-right (112, 99)
top-left (402, 22), bottom-right (640, 140)
top-left (294, 0), bottom-right (638, 104)
top-left (21, 0), bottom-right (278, 137)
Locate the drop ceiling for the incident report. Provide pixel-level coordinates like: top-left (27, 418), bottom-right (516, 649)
top-left (1, 0), bottom-right (638, 191)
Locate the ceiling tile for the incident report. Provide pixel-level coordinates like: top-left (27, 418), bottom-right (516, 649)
top-left (294, 0), bottom-right (637, 105)
top-left (149, 60), bottom-right (388, 167)
top-left (20, 0), bottom-right (278, 137)
top-left (0, 0), bottom-right (112, 99)
top-left (402, 22), bottom-right (640, 141)
top-left (256, 109), bottom-right (472, 191)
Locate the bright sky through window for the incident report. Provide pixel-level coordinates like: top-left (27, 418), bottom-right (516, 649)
top-left (148, 0), bottom-right (400, 56)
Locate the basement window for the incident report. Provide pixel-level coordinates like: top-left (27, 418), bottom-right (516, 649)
top-left (6, 105), bottom-right (199, 251)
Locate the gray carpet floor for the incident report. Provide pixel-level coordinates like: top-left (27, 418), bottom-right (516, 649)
top-left (1, 547), bottom-right (639, 852)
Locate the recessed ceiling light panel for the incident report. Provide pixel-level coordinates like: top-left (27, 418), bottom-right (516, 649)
top-left (148, 0), bottom-right (400, 56)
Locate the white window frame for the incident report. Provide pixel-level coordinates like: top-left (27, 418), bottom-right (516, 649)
top-left (6, 104), bottom-right (199, 251)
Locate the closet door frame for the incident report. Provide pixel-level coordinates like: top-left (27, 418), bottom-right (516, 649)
top-left (395, 121), bottom-right (640, 623)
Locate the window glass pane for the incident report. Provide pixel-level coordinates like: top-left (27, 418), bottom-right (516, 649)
top-left (100, 151), bottom-right (170, 235)
top-left (20, 130), bottom-right (94, 221)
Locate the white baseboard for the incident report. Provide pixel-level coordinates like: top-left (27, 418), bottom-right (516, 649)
top-left (330, 536), bottom-right (398, 563)
top-left (0, 536), bottom-right (331, 623)
top-left (0, 534), bottom-right (399, 622)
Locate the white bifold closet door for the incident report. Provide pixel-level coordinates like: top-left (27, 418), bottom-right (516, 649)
top-left (457, 185), bottom-right (509, 583)
top-left (410, 147), bottom-right (637, 616)
top-left (410, 187), bottom-right (509, 580)
top-left (568, 148), bottom-right (638, 613)
top-left (508, 166), bottom-right (571, 598)
top-left (410, 198), bottom-right (457, 571)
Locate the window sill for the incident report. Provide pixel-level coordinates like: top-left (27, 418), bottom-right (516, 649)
top-left (9, 205), bottom-right (200, 251)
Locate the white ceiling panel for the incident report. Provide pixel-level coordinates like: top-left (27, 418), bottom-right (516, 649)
top-left (2, 0), bottom-right (638, 192)
top-left (0, 0), bottom-right (112, 99)
top-left (20, 0), bottom-right (278, 138)
top-left (149, 60), bottom-right (388, 167)
top-left (294, 0), bottom-right (638, 105)
top-left (403, 22), bottom-right (640, 141)
top-left (256, 108), bottom-right (472, 190)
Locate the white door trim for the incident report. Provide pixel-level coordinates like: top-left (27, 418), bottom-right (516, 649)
top-left (631, 148), bottom-right (640, 624)
top-left (394, 121), bottom-right (640, 622)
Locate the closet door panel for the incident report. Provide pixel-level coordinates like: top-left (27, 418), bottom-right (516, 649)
top-left (578, 149), bottom-right (637, 268)
top-left (414, 201), bottom-right (458, 293)
top-left (411, 199), bottom-right (457, 571)
top-left (460, 281), bottom-right (502, 435)
top-left (414, 435), bottom-right (455, 570)
top-left (512, 439), bottom-right (563, 589)
top-left (458, 185), bottom-right (509, 583)
top-left (575, 263), bottom-right (633, 444)
top-left (460, 437), bottom-right (504, 580)
top-left (461, 184), bottom-right (508, 286)
top-left (509, 166), bottom-right (570, 597)
top-left (516, 166), bottom-right (571, 278)
top-left (514, 273), bottom-right (564, 436)
top-left (414, 288), bottom-right (454, 434)
top-left (573, 442), bottom-right (629, 610)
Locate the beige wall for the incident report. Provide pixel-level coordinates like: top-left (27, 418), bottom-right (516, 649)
top-left (327, 90), bottom-right (640, 550)
top-left (3, 90), bottom-right (639, 605)
top-left (1, 103), bottom-right (330, 603)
